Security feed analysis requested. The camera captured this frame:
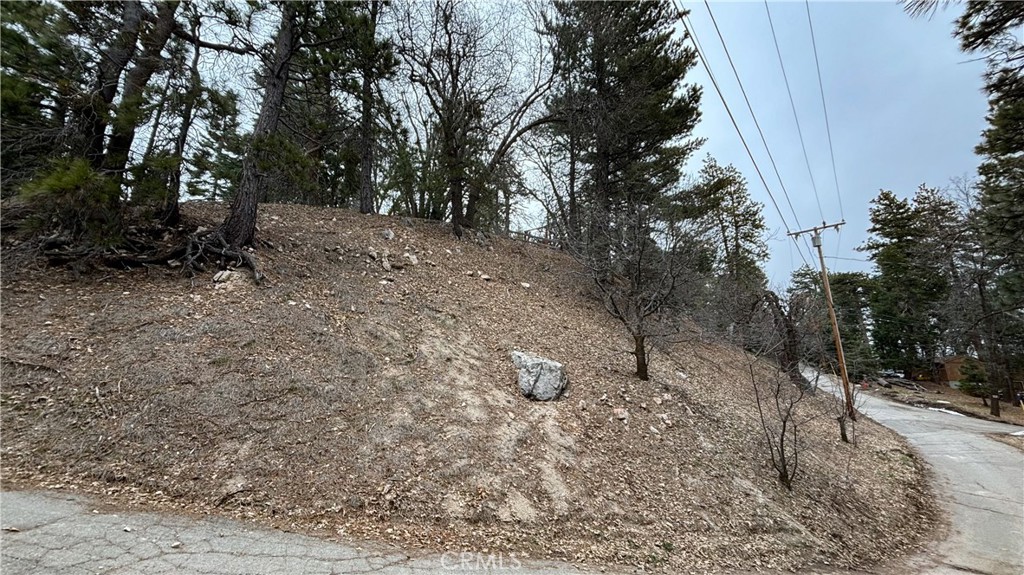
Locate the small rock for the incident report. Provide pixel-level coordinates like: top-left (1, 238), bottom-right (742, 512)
top-left (481, 274), bottom-right (491, 281)
top-left (520, 282), bottom-right (531, 289)
top-left (653, 397), bottom-right (663, 406)
top-left (465, 271), bottom-right (475, 277)
top-left (123, 526), bottom-right (133, 533)
top-left (613, 408), bottom-right (629, 421)
top-left (649, 425), bottom-right (661, 435)
top-left (404, 253), bottom-right (419, 266)
top-left (381, 228), bottom-right (395, 241)
top-left (368, 247), bottom-right (378, 260)
top-left (170, 541), bottom-right (182, 549)
top-left (382, 259), bottom-right (392, 272)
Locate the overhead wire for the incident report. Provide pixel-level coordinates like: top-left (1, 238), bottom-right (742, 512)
top-left (683, 16), bottom-right (815, 273)
top-left (672, 3), bottom-right (794, 235)
top-left (701, 0), bottom-right (805, 234)
top-left (804, 0), bottom-right (845, 221)
top-left (763, 0), bottom-right (824, 223)
top-left (683, 0), bottom-right (816, 271)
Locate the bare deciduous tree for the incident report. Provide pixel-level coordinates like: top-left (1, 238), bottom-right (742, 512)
top-left (749, 362), bottom-right (806, 491)
top-left (395, 0), bottom-right (552, 236)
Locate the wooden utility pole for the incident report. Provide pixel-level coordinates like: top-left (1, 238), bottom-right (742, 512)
top-left (789, 221), bottom-right (857, 421)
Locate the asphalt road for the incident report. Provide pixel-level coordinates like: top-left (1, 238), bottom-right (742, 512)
top-left (0, 490), bottom-right (602, 575)
top-left (804, 368), bottom-right (1024, 575)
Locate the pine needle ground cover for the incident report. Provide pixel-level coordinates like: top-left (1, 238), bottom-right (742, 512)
top-left (1, 203), bottom-right (940, 573)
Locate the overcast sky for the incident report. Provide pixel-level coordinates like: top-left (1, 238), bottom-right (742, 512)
top-left (677, 0), bottom-right (990, 287)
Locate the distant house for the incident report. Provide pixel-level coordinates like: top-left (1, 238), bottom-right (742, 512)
top-left (934, 355), bottom-right (969, 387)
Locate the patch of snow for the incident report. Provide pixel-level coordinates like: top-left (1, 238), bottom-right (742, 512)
top-left (927, 407), bottom-right (965, 417)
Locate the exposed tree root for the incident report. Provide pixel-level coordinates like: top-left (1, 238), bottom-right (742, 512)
top-left (184, 229), bottom-right (264, 284)
top-left (1, 206), bottom-right (263, 284)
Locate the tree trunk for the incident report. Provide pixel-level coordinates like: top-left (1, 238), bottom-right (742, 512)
top-left (142, 73), bottom-right (171, 161)
top-left (102, 1), bottom-right (180, 180)
top-left (449, 174), bottom-right (466, 238)
top-left (465, 184), bottom-right (479, 229)
top-left (162, 15), bottom-right (204, 226)
top-left (503, 189), bottom-right (511, 235)
top-left (763, 290), bottom-right (805, 388)
top-left (358, 68), bottom-right (375, 214)
top-left (84, 0), bottom-right (144, 168)
top-left (634, 334), bottom-right (649, 381)
top-left (222, 5), bottom-right (298, 247)
top-left (567, 131), bottom-right (578, 242)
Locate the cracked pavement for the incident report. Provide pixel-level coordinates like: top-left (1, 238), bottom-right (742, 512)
top-left (805, 368), bottom-right (1024, 575)
top-left (0, 491), bottom-right (605, 575)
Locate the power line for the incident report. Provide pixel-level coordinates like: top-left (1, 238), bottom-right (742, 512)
top-left (673, 1), bottom-right (814, 271)
top-left (702, 0), bottom-right (805, 233)
top-left (825, 255), bottom-right (870, 263)
top-left (804, 0), bottom-right (845, 220)
top-left (763, 1), bottom-right (824, 222)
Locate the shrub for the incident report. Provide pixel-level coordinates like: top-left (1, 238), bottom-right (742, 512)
top-left (958, 358), bottom-right (995, 400)
top-left (19, 158), bottom-right (123, 245)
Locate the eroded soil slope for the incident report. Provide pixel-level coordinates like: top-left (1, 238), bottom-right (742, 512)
top-left (1, 202), bottom-right (940, 573)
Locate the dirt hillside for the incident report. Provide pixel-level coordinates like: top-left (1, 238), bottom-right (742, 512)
top-left (1, 202), bottom-right (940, 573)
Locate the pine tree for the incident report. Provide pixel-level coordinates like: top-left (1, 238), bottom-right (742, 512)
top-left (694, 156), bottom-right (769, 341)
top-left (222, 3), bottom-right (300, 247)
top-left (905, 2), bottom-right (1023, 311)
top-left (861, 189), bottom-right (952, 374)
top-left (0, 1), bottom-right (81, 196)
top-left (545, 0), bottom-right (703, 380)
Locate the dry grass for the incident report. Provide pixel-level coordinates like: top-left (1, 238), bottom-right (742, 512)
top-left (1, 202), bottom-right (941, 573)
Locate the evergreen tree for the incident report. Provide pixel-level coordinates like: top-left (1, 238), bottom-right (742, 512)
top-left (860, 188), bottom-right (952, 373)
top-left (829, 272), bottom-right (879, 380)
top-left (222, 3), bottom-right (301, 247)
top-left (694, 156), bottom-right (769, 342)
top-left (0, 1), bottom-right (82, 196)
top-left (545, 0), bottom-right (703, 380)
top-left (905, 1), bottom-right (1023, 310)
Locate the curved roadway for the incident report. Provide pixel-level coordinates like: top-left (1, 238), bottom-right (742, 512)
top-left (806, 368), bottom-right (1023, 575)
